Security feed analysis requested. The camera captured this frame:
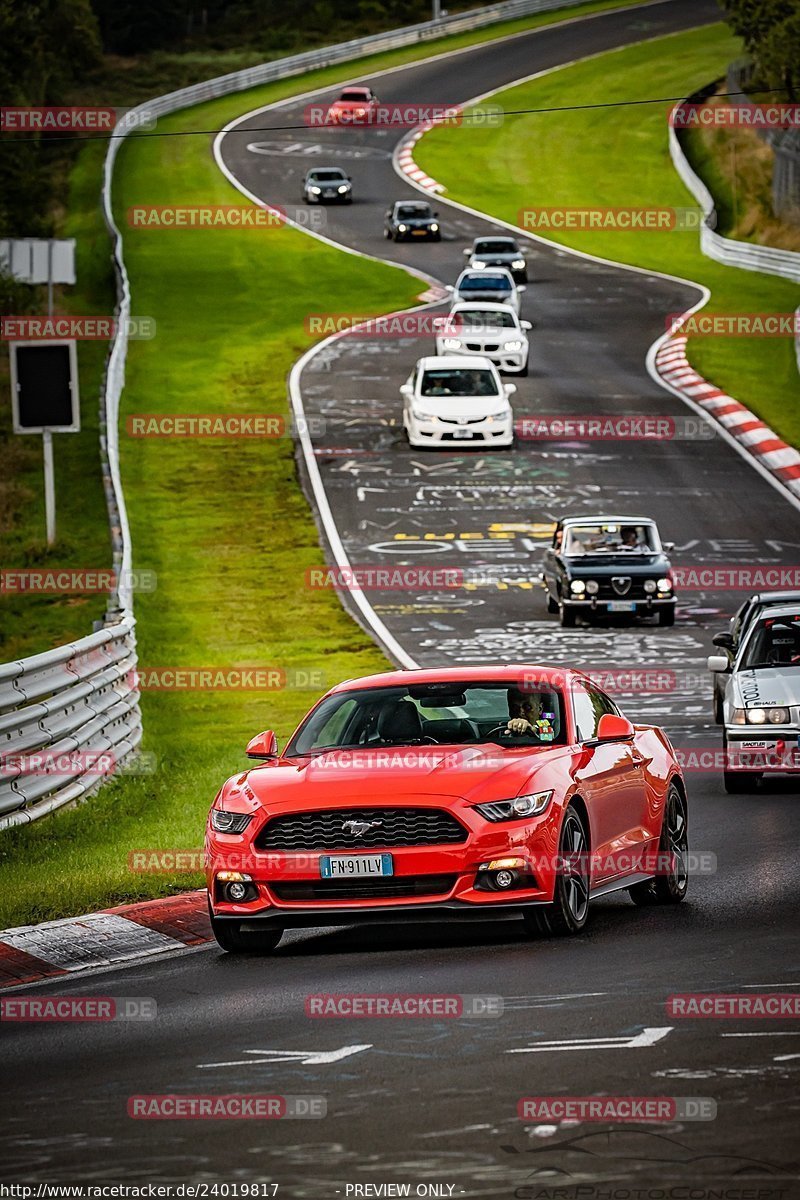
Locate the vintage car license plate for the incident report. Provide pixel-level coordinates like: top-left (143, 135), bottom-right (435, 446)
top-left (608, 600), bottom-right (636, 612)
top-left (320, 854), bottom-right (393, 878)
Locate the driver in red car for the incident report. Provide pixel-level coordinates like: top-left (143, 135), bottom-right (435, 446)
top-left (506, 688), bottom-right (556, 740)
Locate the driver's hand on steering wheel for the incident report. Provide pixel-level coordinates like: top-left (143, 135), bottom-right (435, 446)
top-left (507, 718), bottom-right (533, 735)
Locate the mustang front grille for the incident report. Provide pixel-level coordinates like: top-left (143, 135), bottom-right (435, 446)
top-left (255, 807), bottom-right (468, 851)
top-left (270, 874), bottom-right (458, 901)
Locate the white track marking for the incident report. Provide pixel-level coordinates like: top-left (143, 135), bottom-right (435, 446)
top-left (507, 1027), bottom-right (673, 1052)
top-left (198, 1045), bottom-right (372, 1068)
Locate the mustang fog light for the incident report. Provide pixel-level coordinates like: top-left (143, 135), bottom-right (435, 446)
top-left (227, 881), bottom-right (248, 901)
top-left (475, 857), bottom-right (535, 893)
top-left (495, 870), bottom-right (516, 889)
top-left (216, 871), bottom-right (256, 904)
top-left (586, 580), bottom-right (599, 595)
top-left (570, 580), bottom-right (586, 594)
top-left (644, 579), bottom-right (657, 594)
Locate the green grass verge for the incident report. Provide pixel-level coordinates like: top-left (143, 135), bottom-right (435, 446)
top-left (415, 23), bottom-right (800, 448)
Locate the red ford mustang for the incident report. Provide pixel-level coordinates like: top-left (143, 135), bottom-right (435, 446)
top-left (205, 665), bottom-right (688, 953)
top-left (324, 85), bottom-right (380, 125)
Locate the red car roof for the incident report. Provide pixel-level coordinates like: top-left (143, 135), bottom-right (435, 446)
top-left (329, 664), bottom-right (575, 694)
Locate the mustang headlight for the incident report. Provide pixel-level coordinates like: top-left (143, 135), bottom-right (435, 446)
top-left (475, 791), bottom-right (554, 822)
top-left (570, 580), bottom-right (586, 594)
top-left (512, 259), bottom-right (526, 270)
top-left (210, 809), bottom-right (253, 834)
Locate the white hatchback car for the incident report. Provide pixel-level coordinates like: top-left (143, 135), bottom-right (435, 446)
top-left (435, 302), bottom-right (531, 375)
top-left (449, 267), bottom-right (524, 314)
top-left (400, 356), bottom-right (515, 448)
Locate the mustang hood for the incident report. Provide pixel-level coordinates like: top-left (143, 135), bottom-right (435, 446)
top-left (226, 744), bottom-right (568, 812)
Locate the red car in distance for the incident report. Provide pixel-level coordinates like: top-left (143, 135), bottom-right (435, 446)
top-left (205, 665), bottom-right (688, 953)
top-left (324, 85), bottom-right (380, 125)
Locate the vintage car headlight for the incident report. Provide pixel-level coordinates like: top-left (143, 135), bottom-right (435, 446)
top-left (441, 338), bottom-right (462, 350)
top-left (570, 580), bottom-right (586, 594)
top-left (644, 579), bottom-right (657, 594)
top-left (504, 339), bottom-right (524, 351)
top-left (657, 577), bottom-right (672, 591)
top-left (512, 259), bottom-right (526, 270)
top-left (210, 809), bottom-right (253, 834)
top-left (585, 580), bottom-right (599, 594)
top-left (309, 186), bottom-right (321, 194)
top-left (475, 791), bottom-right (554, 821)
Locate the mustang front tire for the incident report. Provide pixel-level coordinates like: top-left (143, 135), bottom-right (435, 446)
top-left (523, 805), bottom-right (590, 937)
top-left (209, 903), bottom-right (283, 954)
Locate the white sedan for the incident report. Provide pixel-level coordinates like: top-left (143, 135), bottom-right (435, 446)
top-left (434, 302), bottom-right (531, 375)
top-left (400, 356), bottom-right (515, 448)
top-left (448, 267), bottom-right (524, 314)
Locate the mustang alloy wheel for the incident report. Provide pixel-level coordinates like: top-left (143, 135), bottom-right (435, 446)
top-left (524, 805), bottom-right (589, 936)
top-left (629, 784), bottom-right (689, 905)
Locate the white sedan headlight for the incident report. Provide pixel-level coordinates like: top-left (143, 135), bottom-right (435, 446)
top-left (743, 706), bottom-right (790, 725)
top-left (512, 259), bottom-right (526, 269)
top-left (412, 409), bottom-right (437, 422)
top-left (471, 260), bottom-right (487, 268)
top-left (441, 338), bottom-right (462, 350)
top-left (504, 340), bottom-right (523, 351)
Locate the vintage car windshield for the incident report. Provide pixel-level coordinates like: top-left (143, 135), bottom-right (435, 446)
top-left (285, 682), bottom-right (567, 755)
top-left (740, 615), bottom-right (800, 670)
top-left (419, 368), bottom-right (500, 397)
top-left (563, 522), bottom-right (658, 555)
top-left (448, 309), bottom-right (517, 331)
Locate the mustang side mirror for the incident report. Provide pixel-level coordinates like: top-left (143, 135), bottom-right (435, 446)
top-left (595, 713), bottom-right (635, 742)
top-left (246, 730), bottom-right (278, 759)
top-left (707, 655), bottom-right (730, 674)
top-left (712, 631), bottom-right (734, 649)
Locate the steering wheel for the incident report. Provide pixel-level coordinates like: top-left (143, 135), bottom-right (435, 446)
top-left (485, 723), bottom-right (524, 739)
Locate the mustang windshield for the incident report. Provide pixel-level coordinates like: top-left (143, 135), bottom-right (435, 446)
top-left (285, 682), bottom-right (567, 755)
top-left (740, 616), bottom-right (800, 669)
top-left (564, 522), bottom-right (658, 555)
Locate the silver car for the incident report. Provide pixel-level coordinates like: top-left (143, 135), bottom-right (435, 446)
top-left (302, 167), bottom-right (353, 204)
top-left (708, 602), bottom-right (800, 792)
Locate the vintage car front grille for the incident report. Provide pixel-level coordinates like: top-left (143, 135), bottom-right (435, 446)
top-left (255, 807), bottom-right (468, 852)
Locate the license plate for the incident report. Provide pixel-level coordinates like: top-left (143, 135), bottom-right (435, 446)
top-left (320, 854), bottom-right (393, 879)
top-left (323, 191), bottom-right (335, 198)
top-left (453, 428), bottom-right (473, 439)
top-left (412, 229), bottom-right (427, 236)
top-left (608, 600), bottom-right (636, 612)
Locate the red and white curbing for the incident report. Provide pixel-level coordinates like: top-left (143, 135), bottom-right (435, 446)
top-left (655, 335), bottom-right (800, 500)
top-left (0, 891), bottom-right (210, 988)
top-left (396, 124), bottom-right (446, 194)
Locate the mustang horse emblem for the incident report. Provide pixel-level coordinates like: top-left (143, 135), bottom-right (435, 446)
top-left (342, 819), bottom-right (383, 838)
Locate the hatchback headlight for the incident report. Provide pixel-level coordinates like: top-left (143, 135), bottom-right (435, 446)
top-left (398, 223), bottom-right (407, 232)
top-left (745, 707), bottom-right (790, 725)
top-left (338, 184), bottom-right (350, 193)
top-left (570, 580), bottom-right (586, 594)
top-left (475, 791), bottom-right (554, 821)
top-left (430, 223), bottom-right (439, 232)
top-left (309, 186), bottom-right (321, 194)
top-left (210, 809), bottom-right (253, 834)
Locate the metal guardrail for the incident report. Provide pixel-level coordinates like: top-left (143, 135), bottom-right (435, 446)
top-left (0, 0), bottom-right (610, 830)
top-left (668, 98), bottom-right (800, 285)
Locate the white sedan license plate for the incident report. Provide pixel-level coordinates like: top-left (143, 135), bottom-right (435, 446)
top-left (608, 600), bottom-right (636, 612)
top-left (320, 854), bottom-right (393, 879)
top-left (453, 428), bottom-right (473, 439)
